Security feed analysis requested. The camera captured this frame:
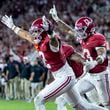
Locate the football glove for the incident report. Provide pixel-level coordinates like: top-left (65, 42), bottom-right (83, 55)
top-left (1, 15), bottom-right (16, 30)
top-left (49, 5), bottom-right (60, 22)
top-left (84, 60), bottom-right (97, 72)
top-left (42, 15), bottom-right (54, 36)
top-left (42, 15), bottom-right (49, 31)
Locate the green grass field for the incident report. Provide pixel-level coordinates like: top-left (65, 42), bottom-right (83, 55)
top-left (0, 99), bottom-right (73, 110)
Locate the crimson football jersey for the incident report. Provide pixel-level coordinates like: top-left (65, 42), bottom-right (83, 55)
top-left (81, 33), bottom-right (108, 74)
top-left (34, 35), bottom-right (66, 72)
top-left (62, 43), bottom-right (83, 78)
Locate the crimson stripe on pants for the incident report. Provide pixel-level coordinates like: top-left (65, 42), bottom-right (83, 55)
top-left (44, 76), bottom-right (71, 100)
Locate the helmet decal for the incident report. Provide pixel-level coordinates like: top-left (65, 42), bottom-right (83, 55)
top-left (75, 17), bottom-right (95, 39)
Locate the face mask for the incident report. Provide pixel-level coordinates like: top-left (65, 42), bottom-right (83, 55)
top-left (32, 31), bottom-right (43, 44)
top-left (75, 27), bottom-right (87, 40)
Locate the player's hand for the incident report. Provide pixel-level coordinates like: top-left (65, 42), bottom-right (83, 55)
top-left (1, 15), bottom-right (15, 30)
top-left (49, 5), bottom-right (60, 22)
top-left (42, 15), bottom-right (54, 36)
top-left (42, 15), bottom-right (49, 31)
top-left (84, 60), bottom-right (97, 72)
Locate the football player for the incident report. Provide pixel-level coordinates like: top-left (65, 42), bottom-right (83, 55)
top-left (55, 43), bottom-right (83, 110)
top-left (49, 5), bottom-right (110, 109)
top-left (55, 42), bottom-right (100, 110)
top-left (0, 15), bottom-right (108, 110)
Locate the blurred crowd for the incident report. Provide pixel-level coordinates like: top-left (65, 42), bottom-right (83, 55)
top-left (0, 0), bottom-right (110, 59)
top-left (0, 0), bottom-right (110, 101)
top-left (0, 55), bottom-right (49, 102)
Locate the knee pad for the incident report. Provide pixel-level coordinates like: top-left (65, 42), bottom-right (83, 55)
top-left (34, 94), bottom-right (44, 106)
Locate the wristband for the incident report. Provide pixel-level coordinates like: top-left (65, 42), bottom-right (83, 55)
top-left (14, 27), bottom-right (20, 34)
top-left (12, 25), bottom-right (16, 30)
top-left (96, 55), bottom-right (105, 63)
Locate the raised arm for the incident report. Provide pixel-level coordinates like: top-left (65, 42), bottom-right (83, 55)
top-left (49, 5), bottom-right (75, 36)
top-left (1, 15), bottom-right (33, 43)
top-left (1, 15), bottom-right (60, 51)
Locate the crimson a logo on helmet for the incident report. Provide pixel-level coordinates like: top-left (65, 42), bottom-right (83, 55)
top-left (84, 19), bottom-right (92, 26)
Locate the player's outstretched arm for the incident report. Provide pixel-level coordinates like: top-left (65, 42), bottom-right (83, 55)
top-left (49, 5), bottom-right (75, 36)
top-left (1, 15), bottom-right (33, 44)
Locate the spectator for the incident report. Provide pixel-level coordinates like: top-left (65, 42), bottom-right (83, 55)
top-left (37, 57), bottom-right (49, 87)
top-left (20, 56), bottom-right (31, 101)
top-left (30, 59), bottom-right (45, 101)
top-left (6, 55), bottom-right (21, 99)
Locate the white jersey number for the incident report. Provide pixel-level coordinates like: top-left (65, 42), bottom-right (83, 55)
top-left (83, 49), bottom-right (93, 61)
top-left (39, 51), bottom-right (51, 69)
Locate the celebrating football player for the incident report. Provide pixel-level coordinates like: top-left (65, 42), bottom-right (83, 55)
top-left (0, 14), bottom-right (108, 110)
top-left (50, 5), bottom-right (110, 109)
